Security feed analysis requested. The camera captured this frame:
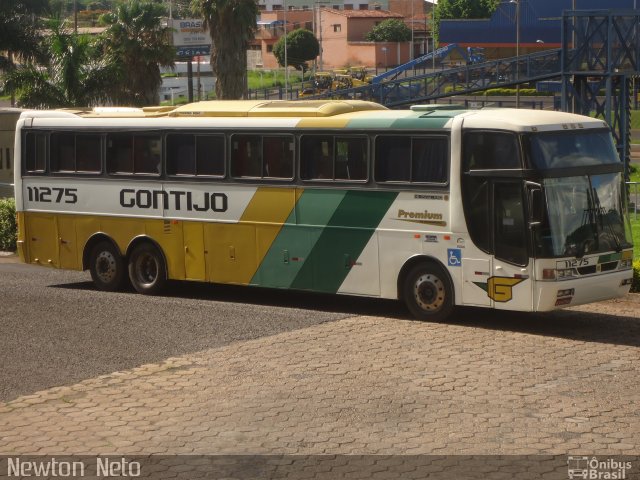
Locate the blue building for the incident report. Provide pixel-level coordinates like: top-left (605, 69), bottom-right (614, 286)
top-left (439, 0), bottom-right (637, 61)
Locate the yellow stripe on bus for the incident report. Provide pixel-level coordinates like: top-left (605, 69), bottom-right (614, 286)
top-left (206, 187), bottom-right (298, 285)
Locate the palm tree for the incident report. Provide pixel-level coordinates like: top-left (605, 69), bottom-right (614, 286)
top-left (98, 1), bottom-right (175, 106)
top-left (0, 0), bottom-right (49, 70)
top-left (0, 20), bottom-right (114, 108)
top-left (194, 0), bottom-right (258, 99)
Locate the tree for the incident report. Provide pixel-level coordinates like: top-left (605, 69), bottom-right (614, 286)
top-left (194, 0), bottom-right (259, 99)
top-left (365, 19), bottom-right (411, 42)
top-left (0, 20), bottom-right (113, 108)
top-left (433, 0), bottom-right (500, 42)
top-left (0, 0), bottom-right (49, 72)
top-left (98, 1), bottom-right (175, 106)
top-left (273, 29), bottom-right (319, 73)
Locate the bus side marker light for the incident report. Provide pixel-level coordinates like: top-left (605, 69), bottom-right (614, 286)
top-left (542, 268), bottom-right (556, 280)
top-left (414, 234), bottom-right (421, 239)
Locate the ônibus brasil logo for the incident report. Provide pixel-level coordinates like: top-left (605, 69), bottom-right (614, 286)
top-left (568, 456), bottom-right (632, 479)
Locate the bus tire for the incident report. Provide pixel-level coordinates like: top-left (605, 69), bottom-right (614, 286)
top-left (128, 243), bottom-right (166, 295)
top-left (403, 262), bottom-right (454, 321)
top-left (89, 241), bottom-right (126, 292)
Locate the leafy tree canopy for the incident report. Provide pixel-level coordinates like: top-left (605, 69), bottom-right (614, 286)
top-left (0, 0), bottom-right (49, 70)
top-left (98, 0), bottom-right (175, 106)
top-left (433, 0), bottom-right (500, 42)
top-left (0, 20), bottom-right (114, 108)
top-left (273, 28), bottom-right (319, 72)
top-left (365, 19), bottom-right (411, 42)
top-left (435, 0), bottom-right (500, 20)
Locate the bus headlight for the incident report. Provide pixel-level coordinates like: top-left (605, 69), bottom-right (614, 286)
top-left (619, 259), bottom-right (633, 269)
top-left (542, 268), bottom-right (577, 280)
top-left (556, 268), bottom-right (576, 279)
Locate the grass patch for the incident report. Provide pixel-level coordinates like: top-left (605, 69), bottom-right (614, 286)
top-left (631, 109), bottom-right (640, 130)
top-left (247, 70), bottom-right (306, 90)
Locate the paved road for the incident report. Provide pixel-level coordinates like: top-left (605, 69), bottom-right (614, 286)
top-left (1, 261), bottom-right (396, 402)
top-left (1, 258), bottom-right (639, 461)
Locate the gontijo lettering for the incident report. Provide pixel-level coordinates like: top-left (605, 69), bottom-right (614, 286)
top-left (119, 189), bottom-right (228, 212)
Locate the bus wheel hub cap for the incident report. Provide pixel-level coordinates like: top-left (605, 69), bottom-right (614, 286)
top-left (96, 252), bottom-right (116, 283)
top-left (414, 274), bottom-right (444, 311)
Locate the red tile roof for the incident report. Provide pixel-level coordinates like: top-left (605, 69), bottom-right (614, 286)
top-left (322, 9), bottom-right (403, 19)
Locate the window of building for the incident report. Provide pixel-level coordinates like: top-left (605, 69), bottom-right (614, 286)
top-left (166, 134), bottom-right (225, 177)
top-left (333, 24), bottom-right (341, 32)
top-left (344, 4), bottom-right (353, 9)
top-left (332, 4), bottom-right (340, 9)
top-left (359, 3), bottom-right (368, 9)
top-left (231, 134), bottom-right (294, 179)
top-left (375, 135), bottom-right (448, 184)
top-left (267, 44), bottom-right (274, 52)
top-left (300, 135), bottom-right (368, 181)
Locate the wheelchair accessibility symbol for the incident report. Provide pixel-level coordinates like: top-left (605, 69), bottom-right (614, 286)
top-left (447, 248), bottom-right (462, 267)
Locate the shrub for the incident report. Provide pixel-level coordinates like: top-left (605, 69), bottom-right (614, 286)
top-left (0, 198), bottom-right (16, 251)
top-left (632, 260), bottom-right (640, 293)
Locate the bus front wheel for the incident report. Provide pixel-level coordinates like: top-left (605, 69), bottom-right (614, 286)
top-left (89, 241), bottom-right (126, 292)
top-left (128, 243), bottom-right (166, 295)
top-left (403, 262), bottom-right (454, 321)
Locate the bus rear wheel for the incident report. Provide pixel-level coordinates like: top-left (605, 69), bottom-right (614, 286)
top-left (403, 262), bottom-right (454, 321)
top-left (89, 241), bottom-right (126, 292)
top-left (128, 243), bottom-right (166, 295)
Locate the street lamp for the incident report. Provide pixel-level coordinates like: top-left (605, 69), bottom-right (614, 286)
top-left (381, 47), bottom-right (388, 68)
top-left (510, 0), bottom-right (520, 108)
top-left (284, 0), bottom-right (288, 96)
top-left (424, 0), bottom-right (437, 71)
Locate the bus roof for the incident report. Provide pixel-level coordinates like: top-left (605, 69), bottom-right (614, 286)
top-left (18, 102), bottom-right (609, 133)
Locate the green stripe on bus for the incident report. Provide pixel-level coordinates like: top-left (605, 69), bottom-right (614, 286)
top-left (290, 190), bottom-right (398, 293)
top-left (251, 189), bottom-right (347, 288)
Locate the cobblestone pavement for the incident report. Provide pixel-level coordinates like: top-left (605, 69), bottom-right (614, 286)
top-left (0, 296), bottom-right (639, 456)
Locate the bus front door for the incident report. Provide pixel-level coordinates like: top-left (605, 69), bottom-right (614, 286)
top-left (490, 181), bottom-right (533, 311)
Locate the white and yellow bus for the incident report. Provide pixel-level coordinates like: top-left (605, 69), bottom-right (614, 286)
top-left (0, 108), bottom-right (23, 198)
top-left (13, 100), bottom-right (634, 320)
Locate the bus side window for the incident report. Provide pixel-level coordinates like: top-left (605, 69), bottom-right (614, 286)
top-left (75, 135), bottom-right (101, 172)
top-left (231, 135), bottom-right (261, 178)
top-left (375, 136), bottom-right (410, 182)
top-left (412, 137), bottom-right (448, 183)
top-left (167, 134), bottom-right (196, 175)
top-left (301, 136), bottom-right (333, 180)
top-left (134, 136), bottom-right (161, 175)
top-left (263, 136), bottom-right (293, 179)
top-left (50, 133), bottom-right (75, 172)
top-left (336, 137), bottom-right (367, 181)
top-left (463, 131), bottom-right (520, 170)
top-left (107, 134), bottom-right (133, 174)
top-left (25, 132), bottom-right (46, 173)
top-left (196, 135), bottom-right (225, 176)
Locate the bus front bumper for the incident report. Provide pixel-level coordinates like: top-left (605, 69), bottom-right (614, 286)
top-left (535, 269), bottom-right (633, 311)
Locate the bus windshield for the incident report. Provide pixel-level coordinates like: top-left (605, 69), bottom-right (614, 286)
top-left (534, 173), bottom-right (633, 257)
top-left (528, 130), bottom-right (619, 169)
